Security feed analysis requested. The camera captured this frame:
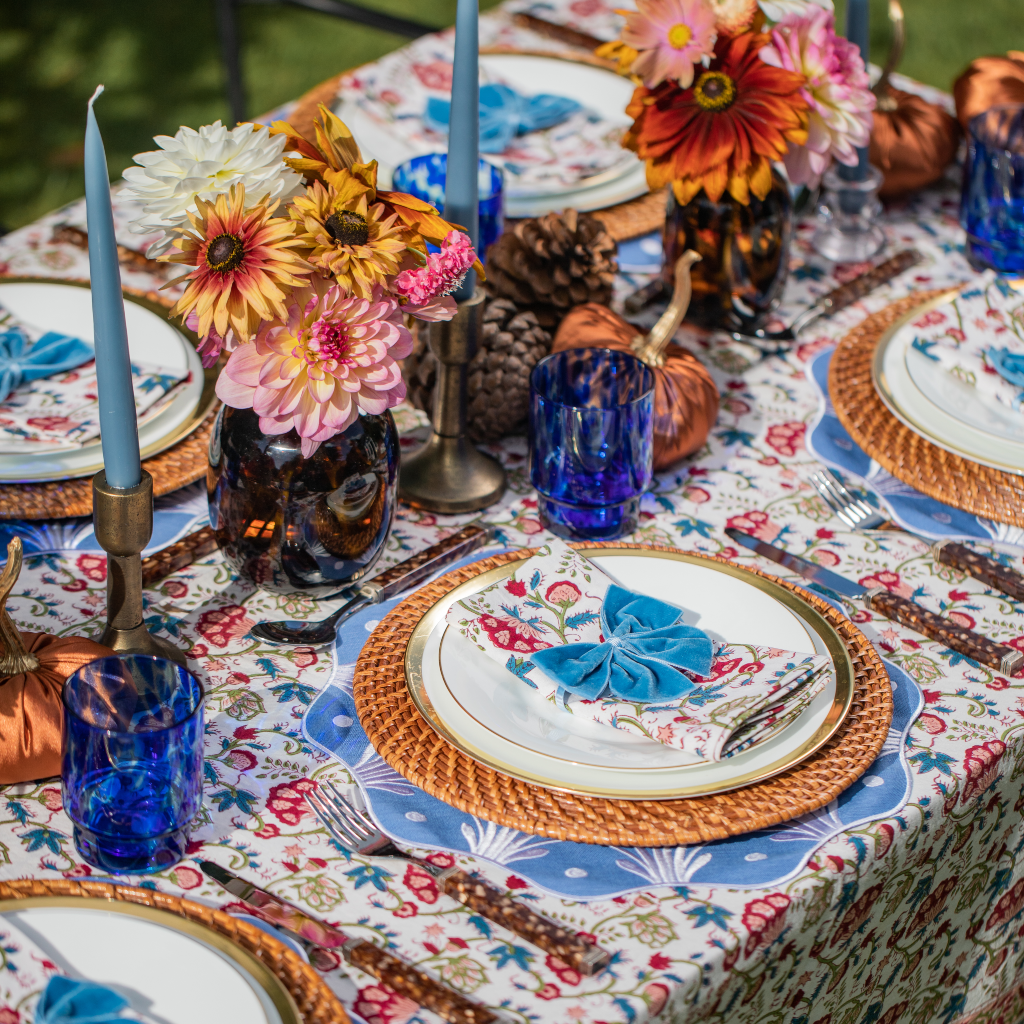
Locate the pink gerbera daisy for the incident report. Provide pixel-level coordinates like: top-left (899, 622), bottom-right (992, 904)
top-left (619, 0), bottom-right (719, 89)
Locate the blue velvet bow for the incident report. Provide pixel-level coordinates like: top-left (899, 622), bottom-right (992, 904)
top-left (987, 347), bottom-right (1024, 390)
top-left (424, 83), bottom-right (582, 153)
top-left (36, 976), bottom-right (130, 1024)
top-left (0, 327), bottom-right (94, 403)
top-left (529, 584), bottom-right (714, 702)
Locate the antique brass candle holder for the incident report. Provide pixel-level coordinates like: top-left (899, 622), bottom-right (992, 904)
top-left (93, 470), bottom-right (187, 666)
top-left (398, 288), bottom-right (506, 513)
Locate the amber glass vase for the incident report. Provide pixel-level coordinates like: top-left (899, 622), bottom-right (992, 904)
top-left (662, 170), bottom-right (793, 332)
top-left (208, 406), bottom-right (399, 597)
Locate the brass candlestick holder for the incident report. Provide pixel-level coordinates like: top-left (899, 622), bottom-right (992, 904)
top-left (399, 288), bottom-right (506, 513)
top-left (93, 469), bottom-right (187, 666)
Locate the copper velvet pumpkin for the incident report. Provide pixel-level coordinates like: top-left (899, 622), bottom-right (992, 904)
top-left (954, 52), bottom-right (1024, 132)
top-left (552, 251), bottom-right (719, 471)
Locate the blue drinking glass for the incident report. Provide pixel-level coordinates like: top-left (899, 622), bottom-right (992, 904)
top-left (391, 154), bottom-right (504, 258)
top-left (61, 655), bottom-right (204, 875)
top-left (530, 347), bottom-right (654, 540)
top-left (961, 104), bottom-right (1024, 273)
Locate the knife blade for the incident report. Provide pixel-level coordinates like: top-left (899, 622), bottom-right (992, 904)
top-left (201, 862), bottom-right (498, 1024)
top-left (725, 528), bottom-right (1024, 676)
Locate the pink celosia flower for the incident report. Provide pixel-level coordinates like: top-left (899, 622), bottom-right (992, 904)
top-left (620, 0), bottom-right (718, 89)
top-left (760, 8), bottom-right (875, 186)
top-left (393, 230), bottom-right (476, 321)
top-left (215, 278), bottom-right (412, 458)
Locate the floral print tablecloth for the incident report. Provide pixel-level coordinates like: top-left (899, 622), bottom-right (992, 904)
top-left (3, 5), bottom-right (1024, 1024)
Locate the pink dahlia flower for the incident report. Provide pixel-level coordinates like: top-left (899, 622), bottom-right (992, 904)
top-left (393, 230), bottom-right (477, 321)
top-left (760, 8), bottom-right (875, 186)
top-left (215, 278), bottom-right (412, 458)
top-left (185, 311), bottom-right (236, 368)
top-left (620, 0), bottom-right (718, 89)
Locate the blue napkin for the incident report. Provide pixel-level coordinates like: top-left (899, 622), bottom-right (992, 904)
top-left (0, 326), bottom-right (94, 403)
top-left (424, 83), bottom-right (582, 153)
top-left (529, 584), bottom-right (714, 702)
top-left (35, 976), bottom-right (130, 1024)
top-left (987, 347), bottom-right (1024, 389)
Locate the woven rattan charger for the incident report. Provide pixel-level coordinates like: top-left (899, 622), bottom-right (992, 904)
top-left (829, 290), bottom-right (1024, 528)
top-left (0, 878), bottom-right (350, 1024)
top-left (353, 543), bottom-right (892, 847)
top-left (0, 277), bottom-right (217, 520)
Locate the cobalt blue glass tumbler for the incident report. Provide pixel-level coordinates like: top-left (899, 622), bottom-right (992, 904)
top-left (962, 104), bottom-right (1024, 273)
top-left (61, 655), bottom-right (204, 875)
top-left (391, 153), bottom-right (504, 257)
top-left (530, 347), bottom-right (654, 540)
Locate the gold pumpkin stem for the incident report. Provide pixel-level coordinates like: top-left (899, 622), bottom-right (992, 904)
top-left (874, 0), bottom-right (906, 112)
top-left (0, 539), bottom-right (38, 677)
top-left (631, 250), bottom-right (701, 368)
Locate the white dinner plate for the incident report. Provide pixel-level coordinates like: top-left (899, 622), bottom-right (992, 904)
top-left (0, 280), bottom-right (212, 482)
top-left (0, 898), bottom-right (300, 1024)
top-left (405, 549), bottom-right (854, 799)
top-left (873, 290), bottom-right (1024, 474)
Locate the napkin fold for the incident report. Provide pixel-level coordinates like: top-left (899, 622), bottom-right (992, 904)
top-left (0, 321), bottom-right (94, 404)
top-left (424, 83), bottom-right (583, 153)
top-left (36, 976), bottom-right (130, 1024)
top-left (446, 542), bottom-right (831, 761)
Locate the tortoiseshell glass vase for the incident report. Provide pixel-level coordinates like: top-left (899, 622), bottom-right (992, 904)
top-left (662, 170), bottom-right (793, 332)
top-left (208, 406), bottom-right (399, 597)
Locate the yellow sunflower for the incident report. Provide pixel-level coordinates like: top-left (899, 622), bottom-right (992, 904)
top-left (290, 174), bottom-right (407, 297)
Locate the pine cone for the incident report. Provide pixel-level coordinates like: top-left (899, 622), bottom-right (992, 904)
top-left (484, 209), bottom-right (617, 328)
top-left (402, 298), bottom-right (553, 443)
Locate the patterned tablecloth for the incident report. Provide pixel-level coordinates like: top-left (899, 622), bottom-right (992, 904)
top-left (3, 5), bottom-right (1024, 1024)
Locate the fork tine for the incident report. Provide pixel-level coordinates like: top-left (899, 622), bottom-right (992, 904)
top-left (304, 791), bottom-right (360, 851)
top-left (318, 784), bottom-right (374, 840)
top-left (818, 469), bottom-right (887, 529)
top-left (810, 472), bottom-right (859, 529)
top-left (326, 781), bottom-right (378, 834)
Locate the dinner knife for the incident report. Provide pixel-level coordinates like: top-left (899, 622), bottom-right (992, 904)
top-left (725, 528), bottom-right (1024, 675)
top-left (201, 862), bottom-right (498, 1024)
top-left (932, 540), bottom-right (1024, 602)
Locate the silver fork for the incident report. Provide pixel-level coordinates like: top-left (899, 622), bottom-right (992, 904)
top-left (809, 468), bottom-right (890, 531)
top-left (305, 782), bottom-right (611, 975)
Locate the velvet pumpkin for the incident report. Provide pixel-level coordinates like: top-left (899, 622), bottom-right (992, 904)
top-left (953, 53), bottom-right (1024, 132)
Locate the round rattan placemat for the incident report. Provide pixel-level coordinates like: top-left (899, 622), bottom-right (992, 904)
top-left (829, 290), bottom-right (1024, 528)
top-left (0, 878), bottom-right (350, 1024)
top-left (353, 543), bottom-right (892, 847)
top-left (0, 406), bottom-right (215, 520)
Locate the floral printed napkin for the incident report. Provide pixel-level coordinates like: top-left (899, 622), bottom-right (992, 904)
top-left (0, 917), bottom-right (60, 1021)
top-left (446, 542), bottom-right (831, 761)
top-left (908, 277), bottom-right (1024, 410)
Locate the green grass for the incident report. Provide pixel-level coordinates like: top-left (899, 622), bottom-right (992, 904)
top-left (1, 0), bottom-right (1020, 233)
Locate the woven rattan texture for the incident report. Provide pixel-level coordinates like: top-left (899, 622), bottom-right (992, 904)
top-left (0, 878), bottom-right (350, 1024)
top-left (829, 291), bottom-right (1024, 528)
top-left (0, 407), bottom-right (216, 520)
top-left (353, 543), bottom-right (893, 847)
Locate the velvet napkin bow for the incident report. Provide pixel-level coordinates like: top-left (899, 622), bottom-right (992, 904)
top-left (424, 83), bottom-right (582, 154)
top-left (35, 976), bottom-right (131, 1024)
top-left (529, 584), bottom-right (714, 702)
top-left (988, 348), bottom-right (1024, 389)
top-left (0, 327), bottom-right (93, 403)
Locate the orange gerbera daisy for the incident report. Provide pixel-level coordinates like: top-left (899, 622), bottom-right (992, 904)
top-left (162, 184), bottom-right (311, 343)
top-left (624, 31), bottom-right (809, 205)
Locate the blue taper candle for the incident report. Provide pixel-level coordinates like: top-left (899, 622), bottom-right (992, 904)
top-left (841, 0), bottom-right (870, 180)
top-left (84, 85), bottom-right (141, 489)
top-left (445, 0), bottom-right (480, 302)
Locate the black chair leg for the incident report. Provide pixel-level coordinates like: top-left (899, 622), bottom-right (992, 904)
top-left (214, 0), bottom-right (247, 126)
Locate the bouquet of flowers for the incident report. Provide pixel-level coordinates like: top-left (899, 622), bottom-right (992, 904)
top-left (122, 108), bottom-right (480, 456)
top-left (599, 0), bottom-right (876, 205)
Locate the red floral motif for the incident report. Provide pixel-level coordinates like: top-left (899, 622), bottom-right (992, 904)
top-left (506, 875), bottom-right (529, 890)
top-left (0, 1009), bottom-right (21, 1024)
top-left (913, 310), bottom-right (947, 328)
top-left (813, 550), bottom-right (840, 567)
top-left (26, 415), bottom-right (78, 432)
top-left (393, 902), bottom-right (418, 918)
top-left (546, 581), bottom-right (581, 606)
top-left (40, 787), bottom-right (62, 811)
top-left (403, 863), bottom-right (440, 904)
top-left (293, 647), bottom-right (318, 668)
top-left (874, 823), bottom-right (895, 858)
top-left (742, 892), bottom-right (791, 956)
top-left (988, 677), bottom-right (1011, 690)
top-left (684, 486), bottom-right (711, 504)
top-left (425, 851), bottom-right (455, 869)
top-left (644, 983), bottom-right (670, 1017)
top-left (505, 579), bottom-right (527, 597)
top-left (62, 863), bottom-right (91, 879)
top-left (76, 553), bottom-right (107, 582)
top-left (649, 952), bottom-right (672, 971)
top-left (172, 865), bottom-right (203, 889)
top-left (162, 579), bottom-right (188, 599)
top-left (234, 725), bottom-right (258, 740)
top-left (986, 878), bottom-right (1024, 929)
top-left (265, 778), bottom-right (316, 825)
top-left (708, 656), bottom-right (742, 680)
top-left (411, 61), bottom-right (453, 91)
top-left (917, 713), bottom-right (947, 735)
top-left (946, 327), bottom-right (966, 342)
top-left (569, 0), bottom-right (608, 16)
top-left (815, 528), bottom-right (834, 540)
top-left (517, 517), bottom-right (544, 535)
top-left (877, 1003), bottom-right (909, 1024)
top-left (908, 876), bottom-right (959, 932)
top-left (830, 884), bottom-right (884, 946)
top-left (948, 611), bottom-right (976, 630)
top-left (61, 579), bottom-right (87, 593)
top-left (725, 510), bottom-right (780, 543)
top-left (254, 822), bottom-right (280, 840)
top-left (225, 749), bottom-right (258, 772)
top-left (857, 570), bottom-right (913, 599)
top-left (537, 984), bottom-right (561, 1000)
top-left (962, 740), bottom-right (1006, 805)
top-left (545, 954), bottom-right (582, 986)
top-left (354, 984), bottom-right (419, 1024)
top-left (477, 615), bottom-right (551, 654)
top-left (764, 422), bottom-right (806, 457)
top-left (196, 605), bottom-right (255, 648)
top-left (986, 948), bottom-right (1009, 976)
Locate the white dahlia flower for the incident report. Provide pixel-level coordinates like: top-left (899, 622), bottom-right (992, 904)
top-left (121, 121), bottom-right (303, 258)
top-left (758, 0), bottom-right (832, 23)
